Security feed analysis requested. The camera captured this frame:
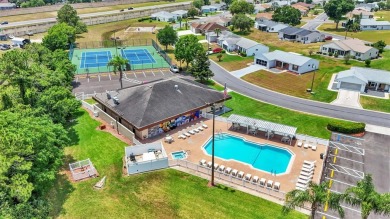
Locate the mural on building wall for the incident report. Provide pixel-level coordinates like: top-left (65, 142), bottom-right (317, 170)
top-left (148, 110), bottom-right (201, 138)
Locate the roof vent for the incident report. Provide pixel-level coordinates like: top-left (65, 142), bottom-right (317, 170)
top-left (113, 96), bottom-right (119, 105)
top-left (106, 91), bottom-right (111, 99)
top-left (174, 85), bottom-right (179, 90)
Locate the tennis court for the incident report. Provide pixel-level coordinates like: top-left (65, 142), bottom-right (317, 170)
top-left (70, 44), bottom-right (171, 74)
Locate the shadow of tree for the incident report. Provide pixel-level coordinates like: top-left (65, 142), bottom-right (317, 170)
top-left (215, 184), bottom-right (236, 193)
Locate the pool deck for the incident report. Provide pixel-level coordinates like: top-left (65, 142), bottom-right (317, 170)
top-left (141, 119), bottom-right (326, 193)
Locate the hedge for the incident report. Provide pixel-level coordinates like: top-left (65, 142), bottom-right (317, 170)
top-left (327, 121), bottom-right (366, 134)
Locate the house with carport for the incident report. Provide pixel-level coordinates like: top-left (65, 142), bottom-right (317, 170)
top-left (335, 67), bottom-right (390, 93)
top-left (254, 50), bottom-right (319, 74)
top-left (254, 18), bottom-right (288, 32)
top-left (319, 39), bottom-right (379, 60)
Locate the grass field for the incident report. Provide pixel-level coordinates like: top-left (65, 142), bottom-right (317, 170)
top-left (1, 0), bottom-right (191, 23)
top-left (374, 10), bottom-right (390, 21)
top-left (208, 54), bottom-right (254, 71)
top-left (317, 23), bottom-right (390, 44)
top-left (47, 109), bottom-right (307, 218)
top-left (360, 96), bottom-right (390, 113)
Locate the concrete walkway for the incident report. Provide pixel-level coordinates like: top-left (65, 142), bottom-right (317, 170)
top-left (331, 89), bottom-right (362, 109)
top-left (230, 64), bottom-right (266, 78)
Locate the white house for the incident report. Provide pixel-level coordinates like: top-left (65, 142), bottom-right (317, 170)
top-left (347, 8), bottom-right (374, 19)
top-left (359, 19), bottom-right (390, 31)
top-left (210, 3), bottom-right (227, 11)
top-left (150, 11), bottom-right (178, 22)
top-left (336, 67), bottom-right (390, 92)
top-left (278, 26), bottom-right (324, 43)
top-left (319, 39), bottom-right (379, 61)
top-left (201, 5), bottom-right (218, 13)
top-left (236, 38), bottom-right (269, 56)
top-left (254, 18), bottom-right (288, 32)
top-left (254, 50), bottom-right (319, 74)
top-left (171, 10), bottom-right (188, 18)
top-left (217, 32), bottom-right (242, 51)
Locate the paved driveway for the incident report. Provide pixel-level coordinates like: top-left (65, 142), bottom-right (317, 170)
top-left (230, 65), bottom-right (266, 78)
top-left (331, 89), bottom-right (362, 109)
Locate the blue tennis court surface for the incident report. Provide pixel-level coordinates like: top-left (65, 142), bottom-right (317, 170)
top-left (80, 51), bottom-right (112, 69)
top-left (121, 49), bottom-right (156, 65)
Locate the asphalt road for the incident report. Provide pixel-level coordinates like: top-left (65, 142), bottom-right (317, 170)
top-left (1, 2), bottom-right (191, 28)
top-left (301, 12), bottom-right (329, 31)
top-left (210, 61), bottom-right (390, 127)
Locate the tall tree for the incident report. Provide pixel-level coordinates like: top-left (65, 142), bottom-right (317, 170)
top-left (272, 6), bottom-right (302, 26)
top-left (188, 49), bottom-right (213, 83)
top-left (157, 25), bottom-right (178, 51)
top-left (231, 14), bottom-right (253, 32)
top-left (42, 23), bottom-right (76, 51)
top-left (344, 175), bottom-right (390, 219)
top-left (187, 7), bottom-right (199, 18)
top-left (283, 181), bottom-right (345, 219)
top-left (324, 0), bottom-right (355, 29)
top-left (193, 0), bottom-right (204, 10)
top-left (229, 0), bottom-right (255, 14)
top-left (177, 17), bottom-right (183, 29)
top-left (107, 55), bottom-right (128, 89)
top-left (373, 40), bottom-right (387, 53)
top-left (174, 35), bottom-right (204, 68)
top-left (57, 4), bottom-right (87, 34)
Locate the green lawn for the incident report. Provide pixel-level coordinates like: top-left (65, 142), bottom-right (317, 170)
top-left (208, 54), bottom-right (254, 71)
top-left (47, 109), bottom-right (307, 218)
top-left (317, 23), bottom-right (390, 44)
top-left (375, 10), bottom-right (390, 21)
top-left (84, 99), bottom-right (97, 104)
top-left (360, 96), bottom-right (390, 113)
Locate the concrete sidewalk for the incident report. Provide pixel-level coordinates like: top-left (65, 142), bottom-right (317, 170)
top-left (331, 89), bottom-right (362, 109)
top-left (230, 64), bottom-right (265, 78)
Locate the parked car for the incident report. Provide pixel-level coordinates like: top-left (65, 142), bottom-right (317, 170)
top-left (128, 7), bottom-right (134, 10)
top-left (325, 36), bottom-right (333, 40)
top-left (170, 65), bottom-right (179, 73)
top-left (212, 47), bottom-right (223, 53)
top-left (1, 21), bottom-right (9, 25)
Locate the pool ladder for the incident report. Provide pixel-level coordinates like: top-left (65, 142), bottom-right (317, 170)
top-left (216, 129), bottom-right (224, 139)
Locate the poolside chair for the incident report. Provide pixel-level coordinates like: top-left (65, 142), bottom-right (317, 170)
top-left (298, 178), bottom-right (310, 185)
top-left (237, 171), bottom-right (245, 179)
top-left (178, 131), bottom-right (186, 139)
top-left (296, 182), bottom-right (308, 189)
top-left (218, 165), bottom-right (225, 172)
top-left (274, 182), bottom-right (280, 191)
top-left (245, 173), bottom-right (252, 181)
top-left (303, 143), bottom-right (309, 149)
top-left (295, 186), bottom-right (306, 191)
top-left (267, 180), bottom-right (274, 188)
top-left (183, 130), bottom-right (191, 137)
top-left (297, 141), bottom-right (303, 147)
top-left (302, 166), bottom-right (314, 172)
top-left (207, 161), bottom-right (212, 168)
top-left (197, 123), bottom-right (204, 131)
top-left (214, 163), bottom-right (219, 170)
top-left (311, 144), bottom-right (317, 151)
top-left (187, 128), bottom-right (195, 135)
top-left (201, 121), bottom-right (208, 128)
top-left (199, 159), bottom-right (206, 166)
top-left (225, 167), bottom-right (232, 174)
top-left (231, 169), bottom-right (238, 177)
top-left (192, 125), bottom-right (199, 133)
top-left (259, 178), bottom-right (266, 186)
top-left (252, 176), bottom-right (259, 183)
top-left (303, 164), bottom-right (315, 170)
top-left (300, 170), bottom-right (314, 177)
top-left (299, 174), bottom-right (313, 181)
top-left (304, 160), bottom-right (316, 166)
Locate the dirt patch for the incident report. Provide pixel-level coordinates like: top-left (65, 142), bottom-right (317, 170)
top-left (125, 26), bottom-right (160, 33)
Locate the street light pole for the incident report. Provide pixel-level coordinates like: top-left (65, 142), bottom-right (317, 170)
top-left (211, 104), bottom-right (215, 186)
top-left (310, 65), bottom-right (316, 92)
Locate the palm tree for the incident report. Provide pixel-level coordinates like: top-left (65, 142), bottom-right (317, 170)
top-left (283, 181), bottom-right (344, 219)
top-left (178, 17), bottom-right (182, 29)
top-left (344, 174), bottom-right (390, 219)
top-left (214, 28), bottom-right (221, 38)
top-left (107, 55), bottom-right (128, 89)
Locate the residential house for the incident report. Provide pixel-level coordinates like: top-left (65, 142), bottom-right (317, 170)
top-left (210, 3), bottom-right (227, 11)
top-left (150, 11), bottom-right (178, 22)
top-left (205, 30), bottom-right (230, 43)
top-left (355, 3), bottom-right (378, 11)
top-left (217, 32), bottom-right (242, 51)
top-left (254, 50), bottom-right (319, 74)
top-left (291, 4), bottom-right (309, 16)
top-left (236, 38), bottom-right (269, 56)
top-left (347, 8), bottom-right (374, 19)
top-left (335, 67), bottom-right (390, 92)
top-left (254, 18), bottom-right (288, 32)
top-left (278, 27), bottom-right (324, 43)
top-left (171, 10), bottom-right (188, 18)
top-left (193, 15), bottom-right (232, 27)
top-left (93, 78), bottom-right (229, 139)
top-left (359, 19), bottom-right (390, 31)
top-left (190, 22), bottom-right (228, 34)
top-left (319, 39), bottom-right (379, 61)
top-left (201, 5), bottom-right (218, 13)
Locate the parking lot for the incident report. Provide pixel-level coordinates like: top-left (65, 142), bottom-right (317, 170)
top-left (316, 132), bottom-right (390, 219)
top-left (72, 68), bottom-right (175, 95)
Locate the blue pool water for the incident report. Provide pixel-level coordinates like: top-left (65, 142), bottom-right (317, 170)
top-left (203, 134), bottom-right (293, 174)
top-left (171, 151), bottom-right (186, 160)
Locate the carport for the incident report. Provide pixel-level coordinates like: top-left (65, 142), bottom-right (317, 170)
top-left (336, 70), bottom-right (367, 92)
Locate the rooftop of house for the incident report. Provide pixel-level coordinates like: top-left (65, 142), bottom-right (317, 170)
top-left (191, 22), bottom-right (229, 32)
top-left (360, 18), bottom-right (390, 26)
top-left (217, 31), bottom-right (242, 44)
top-left (236, 37), bottom-right (263, 49)
top-left (171, 10), bottom-right (188, 15)
top-left (294, 2), bottom-right (314, 8)
top-left (279, 26), bottom-right (305, 35)
top-left (337, 67), bottom-right (390, 84)
top-left (255, 50), bottom-right (316, 66)
top-left (93, 78), bottom-right (228, 130)
top-left (151, 11), bottom-right (175, 18)
top-left (348, 8), bottom-right (374, 17)
top-left (291, 4), bottom-right (309, 12)
top-left (324, 39), bottom-right (377, 53)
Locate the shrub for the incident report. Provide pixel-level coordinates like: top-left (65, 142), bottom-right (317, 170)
top-left (328, 52), bottom-right (333, 56)
top-left (334, 53), bottom-right (339, 58)
top-left (241, 52), bottom-right (247, 57)
top-left (365, 59), bottom-right (371, 67)
top-left (138, 17), bottom-right (150, 22)
top-left (221, 50), bottom-right (226, 53)
top-left (327, 122), bottom-right (365, 134)
top-left (313, 10), bottom-right (319, 15)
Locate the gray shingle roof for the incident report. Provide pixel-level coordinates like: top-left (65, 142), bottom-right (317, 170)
top-left (279, 26), bottom-right (305, 35)
top-left (94, 78), bottom-right (228, 129)
top-left (236, 37), bottom-right (262, 49)
top-left (255, 50), bottom-right (316, 66)
top-left (360, 19), bottom-right (390, 26)
top-left (338, 67), bottom-right (390, 84)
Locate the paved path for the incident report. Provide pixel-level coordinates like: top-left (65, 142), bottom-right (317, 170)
top-left (331, 89), bottom-right (362, 109)
top-left (301, 12), bottom-right (329, 31)
top-left (230, 65), bottom-right (265, 78)
top-left (210, 61), bottom-right (390, 127)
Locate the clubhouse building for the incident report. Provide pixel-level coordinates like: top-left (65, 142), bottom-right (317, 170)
top-left (93, 78), bottom-right (229, 139)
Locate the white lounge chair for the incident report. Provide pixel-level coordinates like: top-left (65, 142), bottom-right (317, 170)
top-left (197, 123), bottom-right (204, 131)
top-left (244, 173), bottom-right (252, 181)
top-left (218, 165), bottom-right (225, 172)
top-left (225, 167), bottom-right (232, 174)
top-left (302, 166), bottom-right (314, 172)
top-left (207, 161), bottom-right (212, 168)
top-left (303, 143), bottom-right (309, 149)
top-left (178, 131), bottom-right (186, 139)
top-left (260, 178), bottom-right (266, 186)
top-left (298, 178), bottom-right (310, 185)
top-left (304, 160), bottom-right (316, 166)
top-left (231, 169), bottom-right (238, 177)
top-left (297, 141), bottom-right (303, 147)
top-left (303, 164), bottom-right (315, 170)
top-left (299, 174), bottom-right (313, 180)
top-left (295, 186), bottom-right (306, 191)
top-left (238, 171), bottom-right (245, 178)
top-left (311, 145), bottom-right (317, 151)
top-left (214, 163), bottom-right (219, 170)
top-left (296, 182), bottom-right (308, 188)
top-left (274, 182), bottom-right (281, 190)
top-left (199, 159), bottom-right (206, 166)
top-left (300, 170), bottom-right (314, 177)
top-left (267, 180), bottom-right (274, 188)
top-left (252, 176), bottom-right (259, 183)
top-left (192, 125), bottom-right (199, 133)
top-left (183, 131), bottom-right (191, 137)
top-left (188, 129), bottom-right (195, 135)
top-left (201, 121), bottom-right (208, 128)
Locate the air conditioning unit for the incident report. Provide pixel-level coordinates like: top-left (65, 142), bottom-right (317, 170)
top-left (93, 111), bottom-right (99, 117)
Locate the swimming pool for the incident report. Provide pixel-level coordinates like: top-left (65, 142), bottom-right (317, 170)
top-left (171, 151), bottom-right (187, 160)
top-left (202, 134), bottom-right (293, 174)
